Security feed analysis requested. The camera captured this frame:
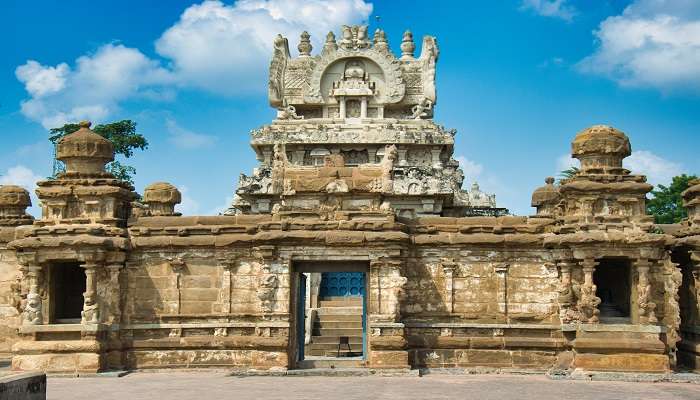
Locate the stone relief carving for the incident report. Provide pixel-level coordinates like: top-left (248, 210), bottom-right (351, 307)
top-left (268, 34), bottom-right (290, 108)
top-left (257, 263), bottom-right (279, 313)
top-left (23, 293), bottom-right (42, 325)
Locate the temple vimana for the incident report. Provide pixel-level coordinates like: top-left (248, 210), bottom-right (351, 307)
top-left (2, 25), bottom-right (700, 376)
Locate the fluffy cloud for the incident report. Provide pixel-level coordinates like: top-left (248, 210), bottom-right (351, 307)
top-left (520, 0), bottom-right (576, 21)
top-left (455, 155), bottom-right (484, 185)
top-left (578, 0), bottom-right (700, 92)
top-left (624, 150), bottom-right (684, 186)
top-left (155, 0), bottom-right (372, 94)
top-left (16, 0), bottom-right (372, 127)
top-left (16, 44), bottom-right (174, 129)
top-left (166, 119), bottom-right (217, 149)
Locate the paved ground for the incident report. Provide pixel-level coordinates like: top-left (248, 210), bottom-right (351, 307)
top-left (48, 372), bottom-right (700, 400)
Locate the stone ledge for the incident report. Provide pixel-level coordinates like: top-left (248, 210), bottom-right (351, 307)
top-left (0, 372), bottom-right (46, 400)
top-left (561, 323), bottom-right (665, 333)
top-left (404, 322), bottom-right (559, 330)
top-left (18, 324), bottom-right (105, 334)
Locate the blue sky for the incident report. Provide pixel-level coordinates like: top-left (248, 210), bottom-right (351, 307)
top-left (1, 0), bottom-right (698, 216)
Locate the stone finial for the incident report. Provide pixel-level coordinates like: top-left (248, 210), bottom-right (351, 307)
top-left (56, 121), bottom-right (114, 175)
top-left (323, 31), bottom-right (338, 54)
top-left (373, 28), bottom-right (388, 52)
top-left (400, 30), bottom-right (415, 60)
top-left (531, 177), bottom-right (560, 216)
top-left (143, 182), bottom-right (182, 216)
top-left (571, 125), bottom-right (631, 174)
top-left (298, 31), bottom-right (312, 56)
top-left (0, 185), bottom-right (33, 224)
top-left (682, 178), bottom-right (700, 225)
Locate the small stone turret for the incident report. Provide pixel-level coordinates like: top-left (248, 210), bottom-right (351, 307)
top-left (531, 177), bottom-right (560, 217)
top-left (0, 185), bottom-right (34, 226)
top-left (571, 125), bottom-right (631, 175)
top-left (56, 121), bottom-right (114, 175)
top-left (143, 182), bottom-right (182, 216)
top-left (683, 179), bottom-right (700, 225)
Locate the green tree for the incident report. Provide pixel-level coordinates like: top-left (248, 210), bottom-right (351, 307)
top-left (646, 174), bottom-right (698, 224)
top-left (49, 120), bottom-right (148, 184)
top-left (558, 166), bottom-right (580, 183)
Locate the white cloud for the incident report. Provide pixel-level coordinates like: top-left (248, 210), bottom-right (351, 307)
top-left (624, 150), bottom-right (683, 186)
top-left (0, 165), bottom-right (44, 217)
top-left (175, 185), bottom-right (200, 215)
top-left (578, 0), bottom-right (700, 92)
top-left (207, 195), bottom-right (234, 216)
top-left (455, 155), bottom-right (484, 185)
top-left (556, 153), bottom-right (580, 174)
top-left (520, 0), bottom-right (576, 21)
top-left (16, 43), bottom-right (175, 129)
top-left (155, 0), bottom-right (372, 94)
top-left (166, 119), bottom-right (217, 149)
top-left (16, 1), bottom-right (373, 127)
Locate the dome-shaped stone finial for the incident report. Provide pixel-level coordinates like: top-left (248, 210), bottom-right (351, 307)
top-left (56, 121), bottom-right (114, 175)
top-left (531, 177), bottom-right (560, 216)
top-left (298, 31), bottom-right (312, 56)
top-left (323, 31), bottom-right (337, 54)
top-left (373, 28), bottom-right (388, 52)
top-left (571, 125), bottom-right (631, 174)
top-left (143, 182), bottom-right (182, 216)
top-left (0, 185), bottom-right (33, 224)
top-left (400, 30), bottom-right (415, 60)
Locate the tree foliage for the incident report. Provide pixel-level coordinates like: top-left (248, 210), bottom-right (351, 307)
top-left (558, 166), bottom-right (580, 183)
top-left (49, 120), bottom-right (148, 184)
top-left (646, 174), bottom-right (698, 224)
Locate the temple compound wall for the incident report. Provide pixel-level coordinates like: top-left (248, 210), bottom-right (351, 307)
top-left (0, 25), bottom-right (698, 375)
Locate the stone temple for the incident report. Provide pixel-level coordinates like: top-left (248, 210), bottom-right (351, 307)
top-left (1, 25), bottom-right (700, 375)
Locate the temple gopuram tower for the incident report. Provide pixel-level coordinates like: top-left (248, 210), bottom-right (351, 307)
top-left (228, 25), bottom-right (505, 218)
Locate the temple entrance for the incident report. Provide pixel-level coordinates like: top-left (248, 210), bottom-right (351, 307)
top-left (49, 262), bottom-right (86, 324)
top-left (293, 262), bottom-right (368, 368)
top-left (594, 258), bottom-right (631, 323)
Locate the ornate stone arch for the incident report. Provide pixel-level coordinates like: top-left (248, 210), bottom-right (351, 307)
top-left (305, 48), bottom-right (405, 104)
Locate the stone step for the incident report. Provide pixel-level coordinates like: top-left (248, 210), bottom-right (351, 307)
top-left (319, 298), bottom-right (363, 307)
top-left (313, 328), bottom-right (363, 336)
top-left (314, 321), bottom-right (362, 329)
top-left (306, 349), bottom-right (364, 357)
top-left (321, 296), bottom-right (364, 302)
top-left (316, 307), bottom-right (362, 315)
top-left (297, 358), bottom-right (364, 369)
top-left (317, 314), bottom-right (362, 322)
top-left (310, 336), bottom-right (363, 345)
top-left (307, 342), bottom-right (363, 351)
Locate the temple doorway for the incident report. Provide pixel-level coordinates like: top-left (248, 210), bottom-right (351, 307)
top-left (294, 261), bottom-right (368, 368)
top-left (594, 258), bottom-right (631, 323)
top-left (49, 262), bottom-right (86, 324)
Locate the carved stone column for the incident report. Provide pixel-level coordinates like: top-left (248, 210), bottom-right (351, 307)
top-left (557, 260), bottom-right (580, 323)
top-left (106, 264), bottom-right (123, 325)
top-left (169, 258), bottom-right (186, 315)
top-left (494, 263), bottom-right (508, 321)
top-left (372, 259), bottom-right (406, 322)
top-left (690, 252), bottom-right (700, 325)
top-left (636, 258), bottom-right (657, 324)
top-left (81, 262), bottom-right (100, 324)
top-left (220, 260), bottom-right (236, 314)
top-left (23, 264), bottom-right (43, 325)
top-left (441, 258), bottom-right (457, 314)
top-left (578, 258), bottom-right (600, 323)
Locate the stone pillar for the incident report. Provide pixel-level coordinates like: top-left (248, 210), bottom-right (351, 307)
top-left (441, 258), bottom-right (457, 314)
top-left (339, 98), bottom-right (346, 119)
top-left (360, 98), bottom-right (367, 118)
top-left (557, 260), bottom-right (580, 323)
top-left (367, 148), bottom-right (377, 164)
top-left (293, 150), bottom-right (305, 165)
top-left (494, 263), bottom-right (508, 322)
top-left (220, 260), bottom-right (236, 314)
top-left (692, 252), bottom-right (700, 323)
top-left (397, 147), bottom-right (407, 166)
top-left (81, 263), bottom-right (100, 324)
top-left (579, 259), bottom-right (600, 323)
top-left (106, 264), bottom-right (123, 324)
top-left (23, 264), bottom-right (43, 325)
top-left (636, 258), bottom-right (657, 324)
top-left (430, 147), bottom-right (442, 169)
top-left (169, 259), bottom-right (186, 315)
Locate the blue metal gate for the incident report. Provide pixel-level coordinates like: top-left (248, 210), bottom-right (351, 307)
top-left (319, 272), bottom-right (364, 297)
